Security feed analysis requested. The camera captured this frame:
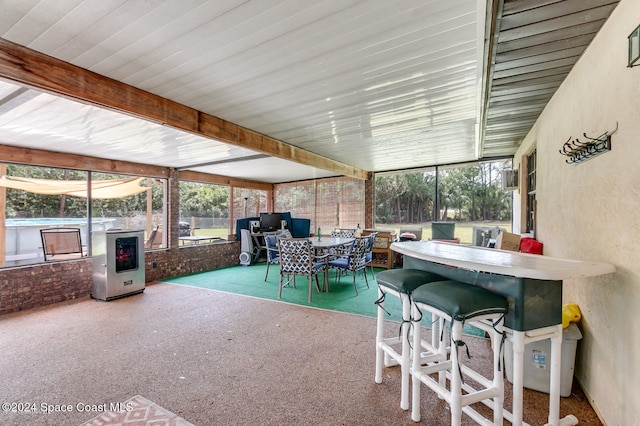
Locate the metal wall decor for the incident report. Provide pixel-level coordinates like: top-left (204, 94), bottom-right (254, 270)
top-left (559, 124), bottom-right (617, 165)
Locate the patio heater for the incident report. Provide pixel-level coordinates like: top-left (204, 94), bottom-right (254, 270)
top-left (91, 229), bottom-right (145, 301)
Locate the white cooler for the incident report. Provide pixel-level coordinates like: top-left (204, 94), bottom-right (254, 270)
top-left (504, 323), bottom-right (582, 397)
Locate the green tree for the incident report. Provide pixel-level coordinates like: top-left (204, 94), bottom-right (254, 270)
top-left (375, 160), bottom-right (512, 224)
top-left (179, 182), bottom-right (229, 218)
top-left (5, 165), bottom-right (87, 217)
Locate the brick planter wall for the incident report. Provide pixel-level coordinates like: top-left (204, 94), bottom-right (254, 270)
top-left (145, 241), bottom-right (240, 282)
top-left (0, 258), bottom-right (93, 315)
top-left (0, 241), bottom-right (240, 316)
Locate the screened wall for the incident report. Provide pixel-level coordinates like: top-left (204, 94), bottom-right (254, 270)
top-left (374, 160), bottom-right (514, 242)
top-left (275, 177), bottom-right (366, 233)
top-left (1, 163), bottom-right (167, 267)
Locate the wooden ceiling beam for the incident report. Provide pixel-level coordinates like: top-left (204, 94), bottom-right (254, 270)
top-left (0, 144), bottom-right (274, 189)
top-left (179, 170), bottom-right (272, 190)
top-left (0, 38), bottom-right (370, 181)
top-left (0, 144), bottom-right (169, 178)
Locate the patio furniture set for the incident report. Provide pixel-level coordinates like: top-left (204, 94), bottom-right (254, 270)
top-left (263, 228), bottom-right (378, 302)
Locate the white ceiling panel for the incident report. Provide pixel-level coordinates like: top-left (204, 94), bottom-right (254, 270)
top-left (189, 156), bottom-right (338, 184)
top-left (0, 0), bottom-right (621, 182)
top-left (0, 80), bottom-right (266, 168)
top-left (0, 78), bottom-right (341, 183)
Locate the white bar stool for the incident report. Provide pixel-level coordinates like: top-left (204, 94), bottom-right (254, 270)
top-left (410, 280), bottom-right (508, 425)
top-left (374, 269), bottom-right (445, 410)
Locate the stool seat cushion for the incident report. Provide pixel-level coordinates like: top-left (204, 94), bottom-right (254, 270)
top-left (412, 280), bottom-right (508, 322)
top-left (376, 269), bottom-right (444, 294)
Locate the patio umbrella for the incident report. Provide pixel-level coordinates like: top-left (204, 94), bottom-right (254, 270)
top-left (0, 176), bottom-right (148, 199)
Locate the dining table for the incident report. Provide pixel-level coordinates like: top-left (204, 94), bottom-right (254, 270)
top-left (309, 236), bottom-right (355, 291)
top-left (309, 236), bottom-right (355, 251)
top-left (391, 240), bottom-right (615, 426)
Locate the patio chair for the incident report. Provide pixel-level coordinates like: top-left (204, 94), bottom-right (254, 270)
top-left (264, 234), bottom-right (280, 281)
top-left (144, 225), bottom-right (163, 249)
top-left (279, 229), bottom-right (292, 238)
top-left (329, 228), bottom-right (356, 258)
top-left (327, 236), bottom-right (369, 296)
top-left (331, 229), bottom-right (356, 238)
top-left (364, 231), bottom-right (378, 278)
top-left (40, 228), bottom-right (85, 261)
top-left (277, 237), bottom-right (327, 302)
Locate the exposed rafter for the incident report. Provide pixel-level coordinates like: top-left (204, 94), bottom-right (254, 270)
top-left (0, 38), bottom-right (370, 181)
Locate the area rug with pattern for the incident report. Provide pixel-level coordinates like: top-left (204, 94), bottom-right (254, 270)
top-left (80, 395), bottom-right (194, 426)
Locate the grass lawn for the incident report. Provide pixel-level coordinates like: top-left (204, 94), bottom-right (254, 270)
top-left (190, 221), bottom-right (511, 244)
top-left (375, 221), bottom-right (511, 244)
top-left (190, 227), bottom-right (230, 238)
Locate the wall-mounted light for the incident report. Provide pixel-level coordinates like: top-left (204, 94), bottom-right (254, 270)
top-left (628, 24), bottom-right (640, 67)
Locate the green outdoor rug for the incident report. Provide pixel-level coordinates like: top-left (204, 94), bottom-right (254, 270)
top-left (161, 264), bottom-right (485, 337)
top-left (161, 263), bottom-right (398, 319)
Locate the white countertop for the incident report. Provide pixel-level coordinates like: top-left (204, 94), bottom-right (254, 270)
top-left (392, 241), bottom-right (615, 281)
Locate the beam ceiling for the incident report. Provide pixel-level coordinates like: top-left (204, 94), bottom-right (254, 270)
top-left (0, 0), bottom-right (621, 183)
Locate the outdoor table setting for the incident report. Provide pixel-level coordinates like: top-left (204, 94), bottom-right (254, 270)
top-left (309, 236), bottom-right (355, 251)
top-left (308, 236), bottom-right (355, 291)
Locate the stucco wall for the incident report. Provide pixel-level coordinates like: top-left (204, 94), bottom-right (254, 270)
top-left (513, 0), bottom-right (640, 423)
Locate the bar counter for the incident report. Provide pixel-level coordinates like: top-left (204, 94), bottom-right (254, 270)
top-left (391, 240), bottom-right (615, 426)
